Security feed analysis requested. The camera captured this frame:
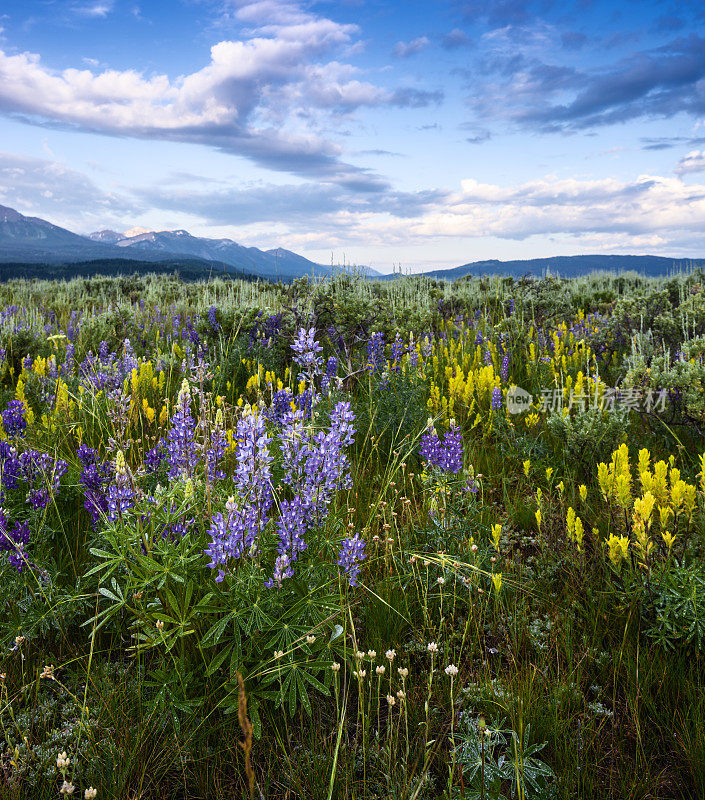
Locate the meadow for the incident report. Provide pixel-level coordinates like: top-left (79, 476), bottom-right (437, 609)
top-left (0, 269), bottom-right (704, 800)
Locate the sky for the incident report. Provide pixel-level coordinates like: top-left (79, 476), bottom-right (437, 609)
top-left (1, 1), bottom-right (705, 272)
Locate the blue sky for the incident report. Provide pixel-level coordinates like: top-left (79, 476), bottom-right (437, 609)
top-left (1, 0), bottom-right (705, 271)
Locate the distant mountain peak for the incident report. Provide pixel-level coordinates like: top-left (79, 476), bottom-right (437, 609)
top-left (2, 204), bottom-right (370, 279)
top-left (88, 229), bottom-right (123, 244)
top-left (0, 204), bottom-right (26, 223)
top-left (122, 226), bottom-right (153, 238)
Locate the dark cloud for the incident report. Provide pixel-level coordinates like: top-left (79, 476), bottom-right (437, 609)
top-left (471, 34), bottom-right (705, 132)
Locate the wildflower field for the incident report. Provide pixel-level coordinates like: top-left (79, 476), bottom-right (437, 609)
top-left (1, 269), bottom-right (705, 800)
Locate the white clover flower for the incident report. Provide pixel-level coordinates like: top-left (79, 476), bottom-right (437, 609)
top-left (396, 689), bottom-right (406, 700)
top-left (445, 664), bottom-right (459, 676)
top-left (367, 649), bottom-right (377, 659)
top-left (355, 669), bottom-right (366, 679)
top-left (274, 650), bottom-right (284, 660)
top-left (57, 751), bottom-right (70, 770)
top-left (427, 642), bottom-right (439, 653)
top-left (437, 576), bottom-right (445, 585)
top-left (471, 543), bottom-right (478, 552)
top-left (306, 635), bottom-right (316, 645)
top-left (398, 667), bottom-right (409, 678)
top-left (385, 649), bottom-right (396, 662)
top-left (84, 789), bottom-right (98, 800)
top-left (60, 781), bottom-right (75, 796)
top-left (356, 651), bottom-right (365, 660)
top-left (375, 665), bottom-right (385, 676)
top-left (330, 662), bottom-right (341, 673)
top-left (386, 694), bottom-right (396, 706)
top-left (155, 620), bottom-right (164, 630)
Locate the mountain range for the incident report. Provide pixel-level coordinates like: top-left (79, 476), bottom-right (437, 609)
top-left (1, 204), bottom-right (703, 281)
top-left (0, 205), bottom-right (376, 280)
top-left (416, 254), bottom-right (705, 280)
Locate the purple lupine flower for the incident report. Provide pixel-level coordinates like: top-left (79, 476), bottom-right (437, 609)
top-left (500, 354), bottom-right (510, 383)
top-left (338, 531), bottom-right (366, 586)
top-left (77, 444), bottom-right (112, 526)
top-left (0, 442), bottom-right (21, 495)
top-left (205, 411), bottom-right (273, 575)
top-left (265, 387), bottom-right (296, 425)
top-left (145, 439), bottom-right (166, 472)
top-left (206, 411), bottom-right (228, 481)
top-left (366, 332), bottom-right (386, 374)
top-left (302, 401), bottom-right (355, 519)
top-left (270, 552), bottom-right (293, 587)
top-left (420, 423), bottom-right (443, 467)
top-left (268, 402), bottom-right (355, 586)
top-left (292, 327), bottom-right (324, 374)
top-left (22, 354), bottom-right (32, 371)
top-left (321, 355), bottom-right (339, 395)
top-left (420, 420), bottom-right (464, 474)
top-left (441, 423), bottom-right (464, 473)
top-left (207, 305), bottom-right (220, 333)
top-left (166, 381), bottom-right (199, 479)
top-left (292, 327), bottom-right (324, 408)
top-left (63, 342), bottom-right (75, 376)
top-left (264, 313), bottom-right (283, 346)
top-left (391, 334), bottom-right (405, 372)
top-left (484, 350), bottom-right (493, 366)
top-left (266, 495), bottom-right (308, 587)
top-left (491, 386), bottom-right (503, 411)
top-left (18, 451), bottom-right (67, 509)
top-left (2, 400), bottom-right (27, 438)
top-left (0, 512), bottom-right (31, 572)
top-left (121, 339), bottom-right (138, 374)
top-left (107, 452), bottom-right (135, 521)
top-left (408, 335), bottom-right (419, 368)
top-left (297, 388), bottom-right (314, 420)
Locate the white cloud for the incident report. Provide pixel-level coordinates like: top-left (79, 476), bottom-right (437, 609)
top-left (72, 1), bottom-right (115, 17)
top-left (392, 36), bottom-right (430, 58)
top-left (137, 170), bottom-right (705, 257)
top-left (674, 150), bottom-right (705, 175)
top-left (0, 0), bottom-right (439, 187)
top-left (411, 174), bottom-right (705, 240)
